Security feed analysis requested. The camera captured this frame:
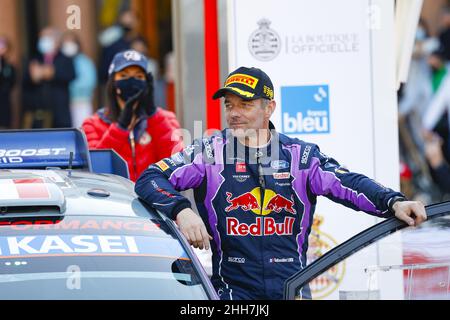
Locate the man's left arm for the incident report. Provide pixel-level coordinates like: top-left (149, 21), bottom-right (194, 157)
top-left (308, 147), bottom-right (426, 226)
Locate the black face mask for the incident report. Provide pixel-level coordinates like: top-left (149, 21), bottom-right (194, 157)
top-left (115, 77), bottom-right (146, 102)
top-left (121, 24), bottom-right (133, 34)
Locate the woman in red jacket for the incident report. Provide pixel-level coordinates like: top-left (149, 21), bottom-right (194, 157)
top-left (82, 50), bottom-right (183, 181)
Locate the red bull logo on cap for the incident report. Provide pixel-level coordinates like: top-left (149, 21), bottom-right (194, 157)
top-left (225, 188), bottom-right (297, 236)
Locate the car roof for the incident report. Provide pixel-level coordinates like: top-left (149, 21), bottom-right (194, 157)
top-left (0, 169), bottom-right (157, 219)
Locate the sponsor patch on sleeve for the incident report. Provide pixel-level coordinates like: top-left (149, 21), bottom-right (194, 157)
top-left (301, 145), bottom-right (312, 165)
top-left (298, 143), bottom-right (316, 170)
top-left (155, 160), bottom-right (169, 171)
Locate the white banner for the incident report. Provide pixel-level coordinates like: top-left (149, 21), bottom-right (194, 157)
top-left (227, 0), bottom-right (402, 299)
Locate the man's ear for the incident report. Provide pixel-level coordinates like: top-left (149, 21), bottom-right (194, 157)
top-left (266, 100), bottom-right (276, 118)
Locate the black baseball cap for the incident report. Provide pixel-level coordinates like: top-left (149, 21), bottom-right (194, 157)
top-left (212, 66), bottom-right (274, 101)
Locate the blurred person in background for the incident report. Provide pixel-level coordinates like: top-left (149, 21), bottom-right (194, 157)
top-left (158, 51), bottom-right (176, 113)
top-left (98, 10), bottom-right (140, 85)
top-left (398, 19), bottom-right (440, 203)
top-left (417, 47), bottom-right (450, 203)
top-left (130, 36), bottom-right (162, 107)
top-left (422, 49), bottom-right (449, 141)
top-left (130, 36), bottom-right (159, 79)
top-left (437, 7), bottom-right (450, 62)
top-left (60, 32), bottom-right (97, 128)
top-left (424, 131), bottom-right (450, 197)
top-left (82, 50), bottom-right (183, 181)
top-left (399, 19), bottom-right (438, 149)
top-left (428, 49), bottom-right (448, 92)
top-left (22, 26), bottom-right (75, 128)
top-left (0, 35), bottom-right (16, 129)
top-left (130, 36), bottom-right (148, 56)
top-left (422, 50), bottom-right (450, 161)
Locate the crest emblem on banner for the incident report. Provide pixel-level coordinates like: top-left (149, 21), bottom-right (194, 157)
top-left (304, 214), bottom-right (346, 300)
top-left (248, 18), bottom-right (281, 61)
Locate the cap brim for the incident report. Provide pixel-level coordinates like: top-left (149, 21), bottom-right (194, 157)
top-left (212, 87), bottom-right (259, 101)
top-left (111, 61), bottom-right (147, 75)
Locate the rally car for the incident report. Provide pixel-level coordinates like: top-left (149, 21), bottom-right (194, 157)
top-left (0, 129), bottom-right (218, 300)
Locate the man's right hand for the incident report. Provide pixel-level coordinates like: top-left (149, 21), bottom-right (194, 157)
top-left (176, 208), bottom-right (212, 250)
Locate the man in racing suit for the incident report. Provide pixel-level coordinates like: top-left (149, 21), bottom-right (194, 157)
top-left (135, 67), bottom-right (427, 300)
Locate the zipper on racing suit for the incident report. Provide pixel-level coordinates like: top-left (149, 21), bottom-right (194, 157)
top-left (256, 148), bottom-right (267, 296)
top-left (257, 150), bottom-right (266, 214)
top-left (129, 130), bottom-right (137, 179)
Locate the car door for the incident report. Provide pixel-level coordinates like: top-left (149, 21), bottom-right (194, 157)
top-left (284, 201), bottom-right (450, 300)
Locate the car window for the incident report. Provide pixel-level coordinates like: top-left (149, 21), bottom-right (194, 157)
top-left (293, 214), bottom-right (450, 300)
top-left (0, 215), bottom-right (209, 300)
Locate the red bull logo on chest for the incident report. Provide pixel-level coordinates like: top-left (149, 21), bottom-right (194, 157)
top-left (225, 187), bottom-right (298, 236)
top-left (225, 192), bottom-right (259, 212)
top-left (227, 216), bottom-right (295, 236)
top-left (266, 194), bottom-right (296, 214)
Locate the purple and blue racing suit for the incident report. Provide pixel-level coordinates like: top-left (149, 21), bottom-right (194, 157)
top-left (135, 130), bottom-right (404, 300)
